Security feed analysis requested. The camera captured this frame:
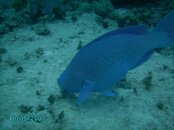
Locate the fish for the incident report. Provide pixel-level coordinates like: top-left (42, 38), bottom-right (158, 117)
top-left (57, 11), bottom-right (174, 105)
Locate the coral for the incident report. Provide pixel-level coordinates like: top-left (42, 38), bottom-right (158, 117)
top-left (109, 8), bottom-right (138, 27)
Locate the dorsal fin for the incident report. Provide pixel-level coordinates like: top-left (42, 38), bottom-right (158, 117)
top-left (93, 24), bottom-right (149, 42)
top-left (82, 24), bottom-right (149, 50)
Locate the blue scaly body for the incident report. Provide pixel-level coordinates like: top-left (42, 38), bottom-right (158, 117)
top-left (58, 11), bottom-right (174, 105)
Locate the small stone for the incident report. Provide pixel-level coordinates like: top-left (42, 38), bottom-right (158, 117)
top-left (0, 48), bottom-right (7, 54)
top-left (133, 87), bottom-right (138, 95)
top-left (16, 66), bottom-right (23, 73)
top-left (55, 111), bottom-right (65, 123)
top-left (0, 56), bottom-right (2, 63)
top-left (78, 31), bottom-right (84, 35)
top-left (170, 69), bottom-right (174, 74)
top-left (119, 97), bottom-right (124, 103)
top-left (38, 71), bottom-right (42, 75)
top-left (162, 64), bottom-right (170, 71)
top-left (18, 104), bottom-right (33, 114)
top-left (36, 90), bottom-right (41, 95)
top-left (143, 73), bottom-right (153, 91)
top-left (60, 90), bottom-right (76, 99)
top-left (77, 41), bottom-right (83, 50)
top-left (5, 57), bottom-right (17, 66)
top-left (35, 48), bottom-right (44, 55)
top-left (43, 59), bottom-right (47, 63)
top-left (156, 102), bottom-right (164, 110)
top-left (58, 111), bottom-right (64, 120)
top-left (37, 104), bottom-right (45, 111)
top-left (35, 24), bottom-right (50, 36)
top-left (48, 95), bottom-right (56, 104)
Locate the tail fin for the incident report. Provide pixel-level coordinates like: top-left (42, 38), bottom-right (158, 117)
top-left (153, 11), bottom-right (174, 46)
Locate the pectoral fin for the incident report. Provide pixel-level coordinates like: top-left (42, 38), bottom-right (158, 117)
top-left (77, 80), bottom-right (95, 105)
top-left (131, 50), bottom-right (154, 70)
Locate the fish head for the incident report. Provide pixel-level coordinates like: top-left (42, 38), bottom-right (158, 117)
top-left (57, 70), bottom-right (82, 93)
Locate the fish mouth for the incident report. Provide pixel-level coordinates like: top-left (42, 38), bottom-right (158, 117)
top-left (57, 77), bottom-right (64, 90)
top-left (57, 75), bottom-right (69, 92)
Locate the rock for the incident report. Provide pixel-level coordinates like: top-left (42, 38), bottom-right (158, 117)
top-left (0, 24), bottom-right (9, 35)
top-left (92, 0), bottom-right (114, 17)
top-left (34, 24), bottom-right (50, 36)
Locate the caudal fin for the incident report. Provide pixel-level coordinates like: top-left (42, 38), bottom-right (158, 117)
top-left (153, 10), bottom-right (174, 46)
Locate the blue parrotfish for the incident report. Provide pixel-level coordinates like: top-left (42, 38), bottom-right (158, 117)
top-left (57, 11), bottom-right (174, 105)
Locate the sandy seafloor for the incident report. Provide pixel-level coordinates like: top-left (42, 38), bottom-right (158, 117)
top-left (0, 13), bottom-right (174, 130)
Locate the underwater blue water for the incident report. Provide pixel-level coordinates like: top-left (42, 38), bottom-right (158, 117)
top-left (0, 0), bottom-right (174, 130)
